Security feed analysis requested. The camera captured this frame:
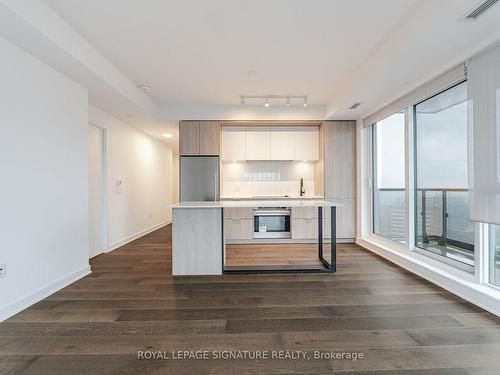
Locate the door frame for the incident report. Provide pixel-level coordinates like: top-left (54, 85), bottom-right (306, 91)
top-left (89, 123), bottom-right (109, 257)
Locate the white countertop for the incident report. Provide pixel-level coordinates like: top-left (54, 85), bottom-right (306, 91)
top-left (170, 199), bottom-right (342, 208)
top-left (221, 195), bottom-right (325, 200)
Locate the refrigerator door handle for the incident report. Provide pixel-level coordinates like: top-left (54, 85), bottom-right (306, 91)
top-left (214, 172), bottom-right (217, 201)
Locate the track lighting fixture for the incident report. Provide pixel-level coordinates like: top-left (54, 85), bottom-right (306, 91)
top-left (239, 95), bottom-right (309, 107)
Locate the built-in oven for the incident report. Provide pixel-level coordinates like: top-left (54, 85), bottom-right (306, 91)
top-left (253, 208), bottom-right (291, 239)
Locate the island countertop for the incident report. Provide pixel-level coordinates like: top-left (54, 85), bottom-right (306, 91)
top-left (170, 199), bottom-right (342, 209)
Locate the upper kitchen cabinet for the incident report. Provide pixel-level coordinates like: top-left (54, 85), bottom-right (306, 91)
top-left (221, 127), bottom-right (246, 161)
top-left (270, 128), bottom-right (294, 160)
top-left (246, 127), bottom-right (271, 160)
top-left (179, 121), bottom-right (220, 156)
top-left (179, 121), bottom-right (200, 155)
top-left (294, 127), bottom-right (319, 161)
top-left (199, 121), bottom-right (220, 155)
top-left (323, 121), bottom-right (356, 198)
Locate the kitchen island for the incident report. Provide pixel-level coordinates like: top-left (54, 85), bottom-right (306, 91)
top-left (170, 200), bottom-right (341, 275)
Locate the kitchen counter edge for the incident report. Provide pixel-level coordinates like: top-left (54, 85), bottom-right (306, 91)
top-left (169, 199), bottom-right (342, 209)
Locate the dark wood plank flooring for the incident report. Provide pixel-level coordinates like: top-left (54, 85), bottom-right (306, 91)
top-left (226, 243), bottom-right (328, 268)
top-left (1, 225), bottom-right (499, 374)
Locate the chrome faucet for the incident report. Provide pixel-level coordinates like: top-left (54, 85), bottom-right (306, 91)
top-left (300, 178), bottom-right (305, 197)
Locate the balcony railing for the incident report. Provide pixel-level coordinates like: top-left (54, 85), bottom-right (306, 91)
top-left (374, 188), bottom-right (474, 253)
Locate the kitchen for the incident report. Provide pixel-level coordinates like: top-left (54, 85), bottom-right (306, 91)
top-left (172, 120), bottom-right (355, 274)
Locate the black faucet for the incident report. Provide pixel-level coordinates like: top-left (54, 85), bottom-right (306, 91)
top-left (300, 178), bottom-right (305, 197)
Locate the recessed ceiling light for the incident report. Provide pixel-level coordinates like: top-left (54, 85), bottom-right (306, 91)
top-left (138, 84), bottom-right (151, 92)
top-left (162, 133), bottom-right (173, 138)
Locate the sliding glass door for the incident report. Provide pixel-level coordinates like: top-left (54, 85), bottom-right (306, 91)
top-left (414, 81), bottom-right (474, 265)
top-left (372, 111), bottom-right (406, 243)
top-left (491, 225), bottom-right (500, 287)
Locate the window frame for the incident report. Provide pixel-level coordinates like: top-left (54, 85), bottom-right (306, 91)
top-left (361, 67), bottom-right (500, 297)
top-left (371, 110), bottom-right (408, 245)
top-left (411, 79), bottom-right (475, 269)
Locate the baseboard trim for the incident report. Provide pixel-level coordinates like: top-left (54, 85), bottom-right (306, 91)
top-left (107, 220), bottom-right (171, 252)
top-left (0, 265), bottom-right (91, 322)
top-left (356, 238), bottom-right (500, 317)
top-left (227, 238), bottom-right (355, 244)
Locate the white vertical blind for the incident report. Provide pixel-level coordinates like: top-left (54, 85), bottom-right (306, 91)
top-left (468, 43), bottom-right (500, 225)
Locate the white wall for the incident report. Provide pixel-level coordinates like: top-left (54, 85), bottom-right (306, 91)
top-left (89, 106), bottom-right (174, 250)
top-left (0, 35), bottom-right (90, 321)
top-left (172, 152), bottom-right (180, 203)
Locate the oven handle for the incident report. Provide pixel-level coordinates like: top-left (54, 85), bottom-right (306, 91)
top-left (253, 209), bottom-right (291, 216)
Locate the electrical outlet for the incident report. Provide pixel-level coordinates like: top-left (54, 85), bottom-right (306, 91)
top-left (0, 264), bottom-right (6, 278)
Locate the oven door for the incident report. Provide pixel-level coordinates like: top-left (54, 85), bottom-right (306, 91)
top-left (253, 208), bottom-right (291, 239)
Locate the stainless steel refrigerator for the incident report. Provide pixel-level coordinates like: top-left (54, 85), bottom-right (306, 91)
top-left (180, 156), bottom-right (219, 201)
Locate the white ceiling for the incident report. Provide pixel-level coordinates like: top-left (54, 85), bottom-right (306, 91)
top-left (43, 0), bottom-right (417, 107)
top-left (41, 0), bottom-right (500, 138)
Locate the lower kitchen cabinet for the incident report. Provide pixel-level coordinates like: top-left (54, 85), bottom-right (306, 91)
top-left (323, 198), bottom-right (356, 240)
top-left (291, 218), bottom-right (318, 239)
top-left (224, 208), bottom-right (253, 240)
top-left (291, 200), bottom-right (355, 240)
top-left (224, 218), bottom-right (253, 240)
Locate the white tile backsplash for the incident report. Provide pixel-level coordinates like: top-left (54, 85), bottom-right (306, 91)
top-left (222, 161), bottom-right (315, 197)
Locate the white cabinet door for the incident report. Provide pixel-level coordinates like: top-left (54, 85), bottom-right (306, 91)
top-left (246, 127), bottom-right (270, 160)
top-left (221, 127), bottom-right (246, 161)
top-left (270, 128), bottom-right (294, 160)
top-left (294, 127), bottom-right (319, 161)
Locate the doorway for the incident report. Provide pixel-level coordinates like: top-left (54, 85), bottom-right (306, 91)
top-left (88, 124), bottom-right (107, 259)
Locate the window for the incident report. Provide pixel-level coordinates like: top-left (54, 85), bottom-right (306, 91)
top-left (414, 81), bottom-right (474, 265)
top-left (372, 111), bottom-right (406, 243)
top-left (490, 225), bottom-right (500, 287)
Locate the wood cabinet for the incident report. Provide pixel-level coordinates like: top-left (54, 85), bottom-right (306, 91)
top-left (323, 121), bottom-right (356, 240)
top-left (324, 121), bottom-right (355, 198)
top-left (292, 218), bottom-right (318, 239)
top-left (246, 127), bottom-right (270, 160)
top-left (224, 207), bottom-right (253, 219)
top-left (270, 128), bottom-right (294, 160)
top-left (221, 127), bottom-right (246, 161)
top-left (294, 127), bottom-right (319, 161)
top-left (322, 199), bottom-right (356, 239)
top-left (199, 121), bottom-right (220, 155)
top-left (291, 203), bottom-right (355, 240)
top-left (224, 219), bottom-right (253, 240)
top-left (179, 121), bottom-right (200, 155)
top-left (292, 207), bottom-right (318, 219)
top-left (179, 121), bottom-right (220, 156)
top-left (291, 207), bottom-right (318, 239)
top-left (224, 208), bottom-right (253, 240)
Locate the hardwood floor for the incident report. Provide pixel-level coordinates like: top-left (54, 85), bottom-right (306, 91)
top-left (1, 225), bottom-right (500, 374)
top-left (226, 243), bottom-right (329, 269)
